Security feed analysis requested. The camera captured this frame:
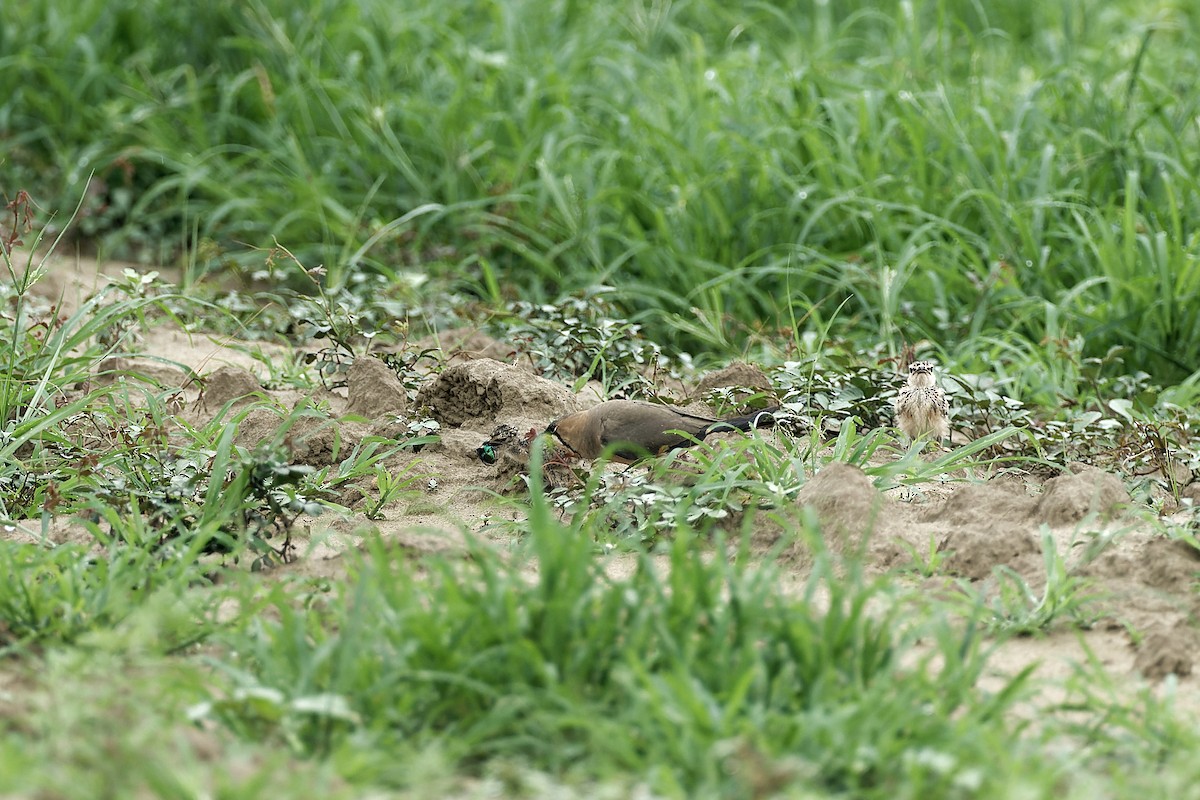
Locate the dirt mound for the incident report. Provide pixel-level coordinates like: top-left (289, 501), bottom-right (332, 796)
top-left (416, 327), bottom-right (515, 363)
top-left (914, 482), bottom-right (1042, 580)
top-left (1134, 621), bottom-right (1200, 680)
top-left (796, 462), bottom-right (885, 537)
top-left (783, 463), bottom-right (910, 567)
top-left (345, 356), bottom-right (408, 418)
top-left (416, 358), bottom-right (579, 431)
top-left (284, 415), bottom-right (366, 467)
top-left (923, 482), bottom-right (1036, 527)
top-left (1035, 466), bottom-right (1131, 526)
top-left (782, 465), bottom-right (1081, 580)
top-left (1140, 538), bottom-right (1200, 592)
top-left (941, 526), bottom-right (1042, 582)
top-left (198, 365), bottom-right (263, 411)
top-left (1075, 525), bottom-right (1200, 608)
top-left (695, 361), bottom-right (772, 403)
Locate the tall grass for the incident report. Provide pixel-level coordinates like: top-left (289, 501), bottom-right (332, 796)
top-left (4, 0), bottom-right (1200, 379)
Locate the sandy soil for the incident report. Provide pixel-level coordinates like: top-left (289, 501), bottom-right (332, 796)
top-left (10, 250), bottom-right (1200, 715)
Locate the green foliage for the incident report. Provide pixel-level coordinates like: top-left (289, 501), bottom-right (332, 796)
top-left (0, 648), bottom-right (356, 798)
top-left (546, 446), bottom-right (790, 545)
top-left (964, 527), bottom-right (1106, 636)
top-left (0, 537), bottom-right (212, 650)
top-left (199, 501), bottom-right (1031, 796)
top-left (774, 352), bottom-right (900, 434)
top-left (0, 198), bottom-right (183, 520)
top-left (6, 0), bottom-right (1200, 380)
top-left (897, 534), bottom-right (955, 578)
top-left (499, 288), bottom-right (670, 395)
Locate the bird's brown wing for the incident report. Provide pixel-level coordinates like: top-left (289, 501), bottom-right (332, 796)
top-left (597, 403), bottom-right (716, 458)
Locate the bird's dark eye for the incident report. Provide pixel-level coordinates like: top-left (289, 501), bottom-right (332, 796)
top-left (477, 444), bottom-right (497, 465)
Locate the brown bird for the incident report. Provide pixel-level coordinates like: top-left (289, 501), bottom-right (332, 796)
top-left (546, 400), bottom-right (779, 463)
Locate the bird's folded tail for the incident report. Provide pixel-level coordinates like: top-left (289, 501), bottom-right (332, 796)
top-left (701, 406), bottom-right (780, 437)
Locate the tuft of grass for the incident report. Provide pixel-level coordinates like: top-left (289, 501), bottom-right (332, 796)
top-left (0, 536), bottom-right (215, 652)
top-left (965, 527), bottom-right (1107, 637)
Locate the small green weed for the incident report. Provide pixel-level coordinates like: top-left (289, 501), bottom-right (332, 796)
top-left (0, 536), bottom-right (214, 650)
top-left (967, 527), bottom-right (1106, 636)
top-left (499, 288), bottom-right (671, 396)
top-left (898, 534), bottom-right (955, 578)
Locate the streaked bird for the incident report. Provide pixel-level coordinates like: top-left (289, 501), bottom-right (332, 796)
top-left (893, 360), bottom-right (949, 441)
top-left (546, 399), bottom-right (778, 463)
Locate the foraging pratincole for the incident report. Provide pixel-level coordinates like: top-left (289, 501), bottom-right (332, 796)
top-left (893, 361), bottom-right (950, 441)
top-left (545, 399), bottom-right (779, 463)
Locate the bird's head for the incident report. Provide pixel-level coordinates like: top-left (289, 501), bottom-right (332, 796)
top-left (544, 419), bottom-right (578, 455)
top-left (907, 360), bottom-right (936, 387)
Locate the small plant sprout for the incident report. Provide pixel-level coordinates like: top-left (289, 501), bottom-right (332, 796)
top-left (970, 527), bottom-right (1107, 636)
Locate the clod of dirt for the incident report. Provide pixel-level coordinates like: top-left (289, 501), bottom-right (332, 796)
top-left (1134, 622), bottom-right (1200, 680)
top-left (233, 408), bottom-right (283, 450)
top-left (95, 356), bottom-right (189, 389)
top-left (233, 398), bottom-right (374, 468)
top-left (922, 483), bottom-right (1036, 527)
top-left (921, 483), bottom-right (1042, 581)
top-left (416, 358), bottom-right (579, 430)
top-left (199, 365), bottom-right (263, 412)
top-left (1181, 482), bottom-right (1200, 506)
top-left (1077, 532), bottom-right (1200, 623)
top-left (1035, 466), bottom-right (1131, 526)
top-left (345, 356), bottom-right (407, 419)
top-left (795, 462), bottom-right (886, 546)
top-left (940, 525), bottom-right (1042, 582)
top-left (694, 361), bottom-right (772, 400)
top-left (284, 414), bottom-right (366, 467)
top-left (1138, 537), bottom-right (1200, 593)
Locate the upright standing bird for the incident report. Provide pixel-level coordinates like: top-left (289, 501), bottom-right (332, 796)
top-left (546, 400), bottom-right (778, 463)
top-left (893, 361), bottom-right (950, 441)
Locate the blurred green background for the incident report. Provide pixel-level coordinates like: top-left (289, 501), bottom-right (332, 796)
top-left (3, 0), bottom-right (1199, 382)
